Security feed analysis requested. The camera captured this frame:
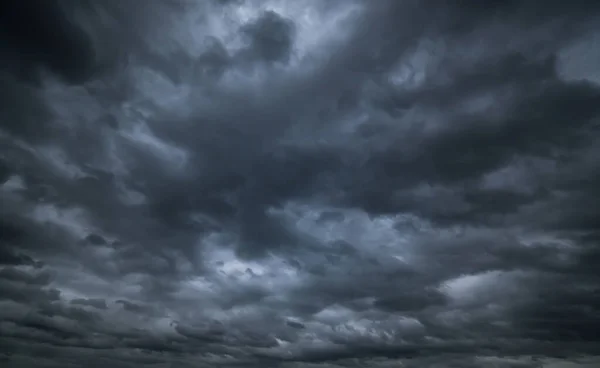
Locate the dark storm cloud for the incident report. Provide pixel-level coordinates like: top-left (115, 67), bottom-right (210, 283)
top-left (0, 248), bottom-right (38, 267)
top-left (0, 0), bottom-right (95, 84)
top-left (238, 10), bottom-right (296, 63)
top-left (1, 0), bottom-right (600, 367)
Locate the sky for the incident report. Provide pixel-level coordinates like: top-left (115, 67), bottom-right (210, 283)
top-left (1, 1), bottom-right (600, 367)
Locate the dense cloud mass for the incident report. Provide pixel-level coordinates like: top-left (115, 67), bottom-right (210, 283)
top-left (1, 0), bottom-right (600, 367)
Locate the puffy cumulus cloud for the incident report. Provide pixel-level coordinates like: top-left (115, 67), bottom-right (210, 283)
top-left (1, 0), bottom-right (600, 367)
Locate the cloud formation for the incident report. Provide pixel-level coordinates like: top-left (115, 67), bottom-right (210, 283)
top-left (1, 0), bottom-right (600, 367)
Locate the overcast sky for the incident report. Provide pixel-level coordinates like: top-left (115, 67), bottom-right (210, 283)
top-left (1, 1), bottom-right (600, 367)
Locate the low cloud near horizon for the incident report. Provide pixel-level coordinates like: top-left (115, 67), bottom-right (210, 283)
top-left (1, 1), bottom-right (600, 367)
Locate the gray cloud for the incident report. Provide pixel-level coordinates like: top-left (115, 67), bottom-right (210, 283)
top-left (70, 298), bottom-right (108, 310)
top-left (1, 0), bottom-right (600, 367)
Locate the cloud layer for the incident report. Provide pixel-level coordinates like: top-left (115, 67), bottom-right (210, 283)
top-left (1, 1), bottom-right (600, 367)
